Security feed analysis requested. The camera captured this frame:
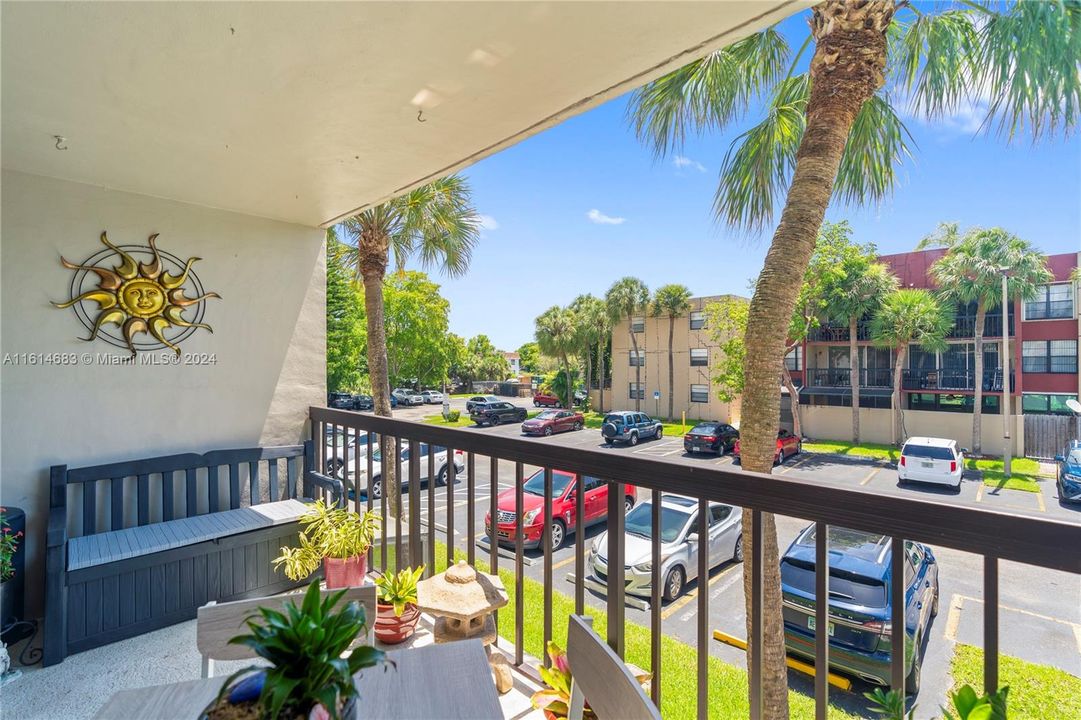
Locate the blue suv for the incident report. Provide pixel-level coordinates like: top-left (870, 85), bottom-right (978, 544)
top-left (780, 525), bottom-right (939, 693)
top-left (601, 411), bottom-right (663, 446)
top-left (1055, 440), bottom-right (1081, 504)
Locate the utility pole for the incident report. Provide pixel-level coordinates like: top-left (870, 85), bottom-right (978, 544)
top-left (1000, 270), bottom-right (1012, 477)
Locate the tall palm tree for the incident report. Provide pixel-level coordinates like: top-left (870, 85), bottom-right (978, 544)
top-left (605, 277), bottom-right (650, 411)
top-left (339, 176), bottom-right (480, 518)
top-left (871, 289), bottom-right (954, 445)
top-left (826, 262), bottom-right (898, 443)
top-left (651, 284), bottom-right (693, 420)
top-left (535, 306), bottom-right (578, 410)
top-left (570, 294), bottom-right (607, 409)
top-left (629, 2), bottom-right (1079, 712)
top-left (921, 225), bottom-right (1052, 454)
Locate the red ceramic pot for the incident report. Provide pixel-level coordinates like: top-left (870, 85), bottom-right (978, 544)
top-left (374, 601), bottom-right (420, 645)
top-left (321, 555), bottom-right (367, 589)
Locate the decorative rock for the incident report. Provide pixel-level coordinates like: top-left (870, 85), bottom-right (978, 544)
top-left (445, 559), bottom-right (477, 584)
top-left (490, 654), bottom-right (513, 695)
top-left (227, 671), bottom-right (266, 704)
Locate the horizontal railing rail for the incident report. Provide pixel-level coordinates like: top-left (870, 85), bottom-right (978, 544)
top-left (902, 368), bottom-right (1015, 392)
top-left (310, 406), bottom-right (1080, 720)
top-left (805, 368), bottom-right (892, 388)
top-left (808, 315), bottom-right (1014, 342)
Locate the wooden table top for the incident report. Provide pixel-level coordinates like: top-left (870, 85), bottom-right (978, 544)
top-left (94, 639), bottom-right (502, 719)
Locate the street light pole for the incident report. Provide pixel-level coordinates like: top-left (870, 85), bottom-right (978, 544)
top-left (1000, 270), bottom-right (1012, 477)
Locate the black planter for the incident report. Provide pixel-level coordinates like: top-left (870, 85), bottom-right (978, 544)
top-left (1, 507), bottom-right (26, 631)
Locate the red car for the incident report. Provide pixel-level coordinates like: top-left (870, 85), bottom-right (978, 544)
top-left (485, 469), bottom-right (637, 551)
top-left (521, 409), bottom-right (584, 436)
top-left (733, 428), bottom-right (801, 465)
top-left (532, 392), bottom-right (562, 407)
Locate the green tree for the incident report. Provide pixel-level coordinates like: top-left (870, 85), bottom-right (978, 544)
top-left (457, 335), bottom-right (510, 391)
top-left (629, 3), bottom-right (1079, 711)
top-left (651, 284), bottom-right (693, 420)
top-left (570, 294), bottom-right (607, 408)
top-left (815, 223), bottom-right (898, 443)
top-left (535, 305), bottom-right (579, 409)
top-left (445, 333), bottom-right (467, 387)
top-left (871, 289), bottom-right (954, 445)
top-left (921, 224), bottom-right (1053, 454)
top-left (326, 229), bottom-right (367, 393)
top-left (705, 296), bottom-right (749, 403)
top-left (339, 176), bottom-right (480, 520)
top-left (605, 277), bottom-right (650, 411)
top-left (380, 271), bottom-right (453, 388)
top-left (517, 341), bottom-right (540, 374)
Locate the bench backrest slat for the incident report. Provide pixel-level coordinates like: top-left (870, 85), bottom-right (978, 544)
top-left (185, 468), bottom-right (198, 518)
top-left (228, 463), bottom-right (240, 510)
top-left (82, 483), bottom-right (96, 536)
top-left (163, 470), bottom-right (175, 522)
top-left (111, 478), bottom-right (124, 531)
top-left (268, 462), bottom-right (279, 502)
top-left (207, 465), bottom-right (220, 514)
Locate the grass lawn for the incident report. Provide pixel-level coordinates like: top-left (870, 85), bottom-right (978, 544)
top-left (802, 440), bottom-right (900, 462)
top-left (423, 541), bottom-right (858, 719)
top-left (422, 413), bottom-right (474, 428)
top-left (949, 643), bottom-right (1081, 719)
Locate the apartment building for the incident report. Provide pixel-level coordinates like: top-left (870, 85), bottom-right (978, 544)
top-left (797, 248), bottom-right (1080, 455)
top-left (602, 295), bottom-right (743, 423)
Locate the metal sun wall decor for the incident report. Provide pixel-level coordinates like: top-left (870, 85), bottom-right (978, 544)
top-left (53, 232), bottom-right (220, 358)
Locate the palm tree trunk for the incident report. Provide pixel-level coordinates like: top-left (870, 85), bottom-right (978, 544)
top-left (668, 315), bottom-right (676, 420)
top-left (850, 316), bottom-right (861, 443)
top-left (630, 329), bottom-right (641, 412)
top-left (781, 365), bottom-right (802, 438)
top-left (585, 347), bottom-right (593, 409)
top-left (973, 301), bottom-right (986, 455)
top-left (361, 269), bottom-right (399, 519)
top-left (892, 345), bottom-right (907, 445)
top-left (564, 355), bottom-right (573, 410)
top-left (739, 4), bottom-right (893, 717)
top-left (597, 338), bottom-right (606, 412)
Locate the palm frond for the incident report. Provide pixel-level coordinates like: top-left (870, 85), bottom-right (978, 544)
top-left (834, 93), bottom-right (915, 208)
top-left (891, 10), bottom-right (982, 121)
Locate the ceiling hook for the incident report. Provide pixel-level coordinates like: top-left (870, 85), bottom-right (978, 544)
top-left (417, 110), bottom-right (427, 123)
top-left (54, 135), bottom-right (68, 151)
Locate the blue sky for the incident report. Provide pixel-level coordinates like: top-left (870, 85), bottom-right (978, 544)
top-left (426, 9), bottom-right (1081, 352)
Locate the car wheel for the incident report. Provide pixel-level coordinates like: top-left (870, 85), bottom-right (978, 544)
top-left (534, 401), bottom-right (540, 407)
top-left (436, 466), bottom-right (449, 487)
top-left (574, 421), bottom-right (583, 431)
top-left (549, 519), bottom-right (566, 552)
top-left (716, 444), bottom-right (725, 457)
top-left (624, 495), bottom-right (635, 513)
top-left (796, 442), bottom-right (802, 455)
top-left (544, 426), bottom-right (553, 437)
top-left (774, 451), bottom-right (782, 466)
top-left (655, 425), bottom-right (663, 439)
top-left (629, 432), bottom-right (639, 446)
top-left (490, 415), bottom-right (500, 426)
top-left (906, 641), bottom-right (922, 695)
top-left (930, 589), bottom-right (940, 617)
top-left (325, 457), bottom-right (344, 477)
top-left (733, 534), bottom-right (744, 563)
top-left (370, 477), bottom-right (382, 500)
top-left (663, 566), bottom-right (685, 602)
top-left (955, 478), bottom-right (963, 494)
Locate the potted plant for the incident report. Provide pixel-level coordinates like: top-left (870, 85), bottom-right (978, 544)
top-left (531, 640), bottom-right (650, 720)
top-left (373, 565), bottom-right (424, 645)
top-left (865, 684), bottom-right (1009, 720)
top-left (274, 499), bottom-right (380, 589)
top-left (0, 508), bottom-right (25, 628)
top-left (204, 581), bottom-right (387, 720)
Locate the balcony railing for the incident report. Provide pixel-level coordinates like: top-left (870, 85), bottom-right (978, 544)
top-left (309, 406), bottom-right (1079, 720)
top-left (902, 368), bottom-right (1015, 392)
top-left (805, 367), bottom-right (892, 388)
top-left (808, 315), bottom-right (1014, 342)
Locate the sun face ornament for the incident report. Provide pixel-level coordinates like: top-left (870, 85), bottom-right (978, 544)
top-left (54, 232), bottom-right (220, 357)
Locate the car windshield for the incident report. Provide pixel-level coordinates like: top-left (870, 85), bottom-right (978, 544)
top-left (901, 444), bottom-right (954, 460)
top-left (536, 411), bottom-right (560, 420)
top-left (688, 424), bottom-right (718, 435)
top-left (1068, 449), bottom-right (1081, 464)
top-left (625, 502), bottom-right (691, 543)
top-left (522, 470), bottom-right (574, 498)
top-left (781, 559), bottom-right (888, 607)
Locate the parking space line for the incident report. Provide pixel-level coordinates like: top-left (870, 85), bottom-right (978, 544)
top-left (958, 594), bottom-right (1081, 631)
top-left (944, 594), bottom-right (963, 641)
top-left (551, 555), bottom-right (576, 571)
top-left (1036, 490), bottom-right (1046, 513)
top-left (775, 456), bottom-right (810, 475)
top-left (975, 483), bottom-right (985, 503)
top-left (660, 563), bottom-right (740, 620)
top-left (859, 468), bottom-right (880, 486)
top-left (1074, 626), bottom-right (1081, 655)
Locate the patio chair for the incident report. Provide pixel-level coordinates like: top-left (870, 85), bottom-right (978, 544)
top-left (566, 615), bottom-right (659, 720)
top-left (196, 583), bottom-right (377, 677)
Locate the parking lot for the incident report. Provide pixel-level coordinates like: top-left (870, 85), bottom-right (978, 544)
top-left (372, 398), bottom-right (1081, 717)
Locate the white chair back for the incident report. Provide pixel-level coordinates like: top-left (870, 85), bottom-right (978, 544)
top-left (196, 583), bottom-right (377, 677)
top-left (566, 615), bottom-right (659, 720)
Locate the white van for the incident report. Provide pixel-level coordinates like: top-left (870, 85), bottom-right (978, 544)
top-left (898, 436), bottom-right (965, 491)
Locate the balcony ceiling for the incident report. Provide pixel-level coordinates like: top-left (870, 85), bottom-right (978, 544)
top-left (1, 1), bottom-right (806, 227)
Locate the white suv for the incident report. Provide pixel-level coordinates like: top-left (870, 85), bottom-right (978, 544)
top-left (898, 436), bottom-right (966, 491)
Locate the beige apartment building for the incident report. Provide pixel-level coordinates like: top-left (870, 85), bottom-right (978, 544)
top-left (598, 295), bottom-right (743, 423)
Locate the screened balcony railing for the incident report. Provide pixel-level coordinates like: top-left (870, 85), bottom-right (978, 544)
top-left (807, 315), bottom-right (1014, 343)
top-left (902, 368), bottom-right (1015, 392)
top-left (805, 368), bottom-right (892, 388)
top-left (309, 406), bottom-right (1080, 720)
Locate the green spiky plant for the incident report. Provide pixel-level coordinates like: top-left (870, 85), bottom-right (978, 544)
top-left (273, 499), bottom-right (380, 581)
top-left (375, 565), bottom-right (425, 617)
top-left (531, 640), bottom-right (651, 719)
top-left (215, 581), bottom-right (387, 720)
top-left (864, 684), bottom-right (1009, 720)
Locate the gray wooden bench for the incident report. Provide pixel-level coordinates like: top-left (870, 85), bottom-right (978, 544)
top-left (44, 441), bottom-right (343, 666)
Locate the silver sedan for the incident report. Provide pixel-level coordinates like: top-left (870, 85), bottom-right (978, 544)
top-left (590, 494), bottom-right (742, 601)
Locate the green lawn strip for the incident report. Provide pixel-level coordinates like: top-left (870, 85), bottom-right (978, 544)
top-left (949, 643), bottom-right (1081, 720)
top-left (802, 440), bottom-right (899, 463)
top-left (421, 413), bottom-right (474, 428)
top-left (428, 542), bottom-right (857, 720)
top-left (966, 457), bottom-right (1043, 493)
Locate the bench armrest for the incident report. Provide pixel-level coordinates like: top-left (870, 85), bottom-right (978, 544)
top-left (47, 506), bottom-right (67, 548)
top-left (304, 470), bottom-right (345, 507)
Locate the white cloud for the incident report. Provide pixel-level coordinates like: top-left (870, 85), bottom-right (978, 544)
top-left (586, 208), bottom-right (626, 225)
top-left (477, 214), bottom-right (499, 231)
top-left (892, 86), bottom-right (990, 137)
top-left (673, 155), bottom-right (707, 173)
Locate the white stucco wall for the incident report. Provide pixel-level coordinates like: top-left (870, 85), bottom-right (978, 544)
top-left (0, 170), bottom-right (326, 612)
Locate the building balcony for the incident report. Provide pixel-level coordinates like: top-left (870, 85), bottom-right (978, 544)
top-left (901, 368), bottom-right (1015, 393)
top-left (807, 315), bottom-right (1014, 343)
top-left (805, 367), bottom-right (893, 388)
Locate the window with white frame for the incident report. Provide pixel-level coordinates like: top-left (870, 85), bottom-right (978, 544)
top-left (631, 316), bottom-right (645, 333)
top-left (1022, 339), bottom-right (1078, 373)
top-left (689, 311), bottom-right (706, 330)
top-left (629, 383), bottom-right (645, 400)
top-left (784, 346), bottom-right (803, 371)
top-left (629, 350), bottom-right (646, 367)
top-left (690, 384), bottom-right (710, 403)
top-left (1024, 283), bottom-right (1074, 320)
top-left (690, 348), bottom-right (709, 367)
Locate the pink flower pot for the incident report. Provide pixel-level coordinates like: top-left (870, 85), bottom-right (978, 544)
top-left (322, 555), bottom-right (367, 589)
top-left (374, 601), bottom-right (420, 645)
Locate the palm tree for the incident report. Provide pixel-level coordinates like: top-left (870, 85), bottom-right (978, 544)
top-left (825, 262), bottom-right (898, 443)
top-left (570, 294), bottom-right (607, 409)
top-left (651, 284), bottom-right (693, 420)
top-left (535, 306), bottom-right (578, 410)
top-left (605, 277), bottom-right (650, 411)
top-left (921, 225), bottom-right (1052, 454)
top-left (339, 176), bottom-right (480, 518)
top-left (629, 2), bottom-right (1079, 712)
top-left (871, 289), bottom-right (954, 445)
